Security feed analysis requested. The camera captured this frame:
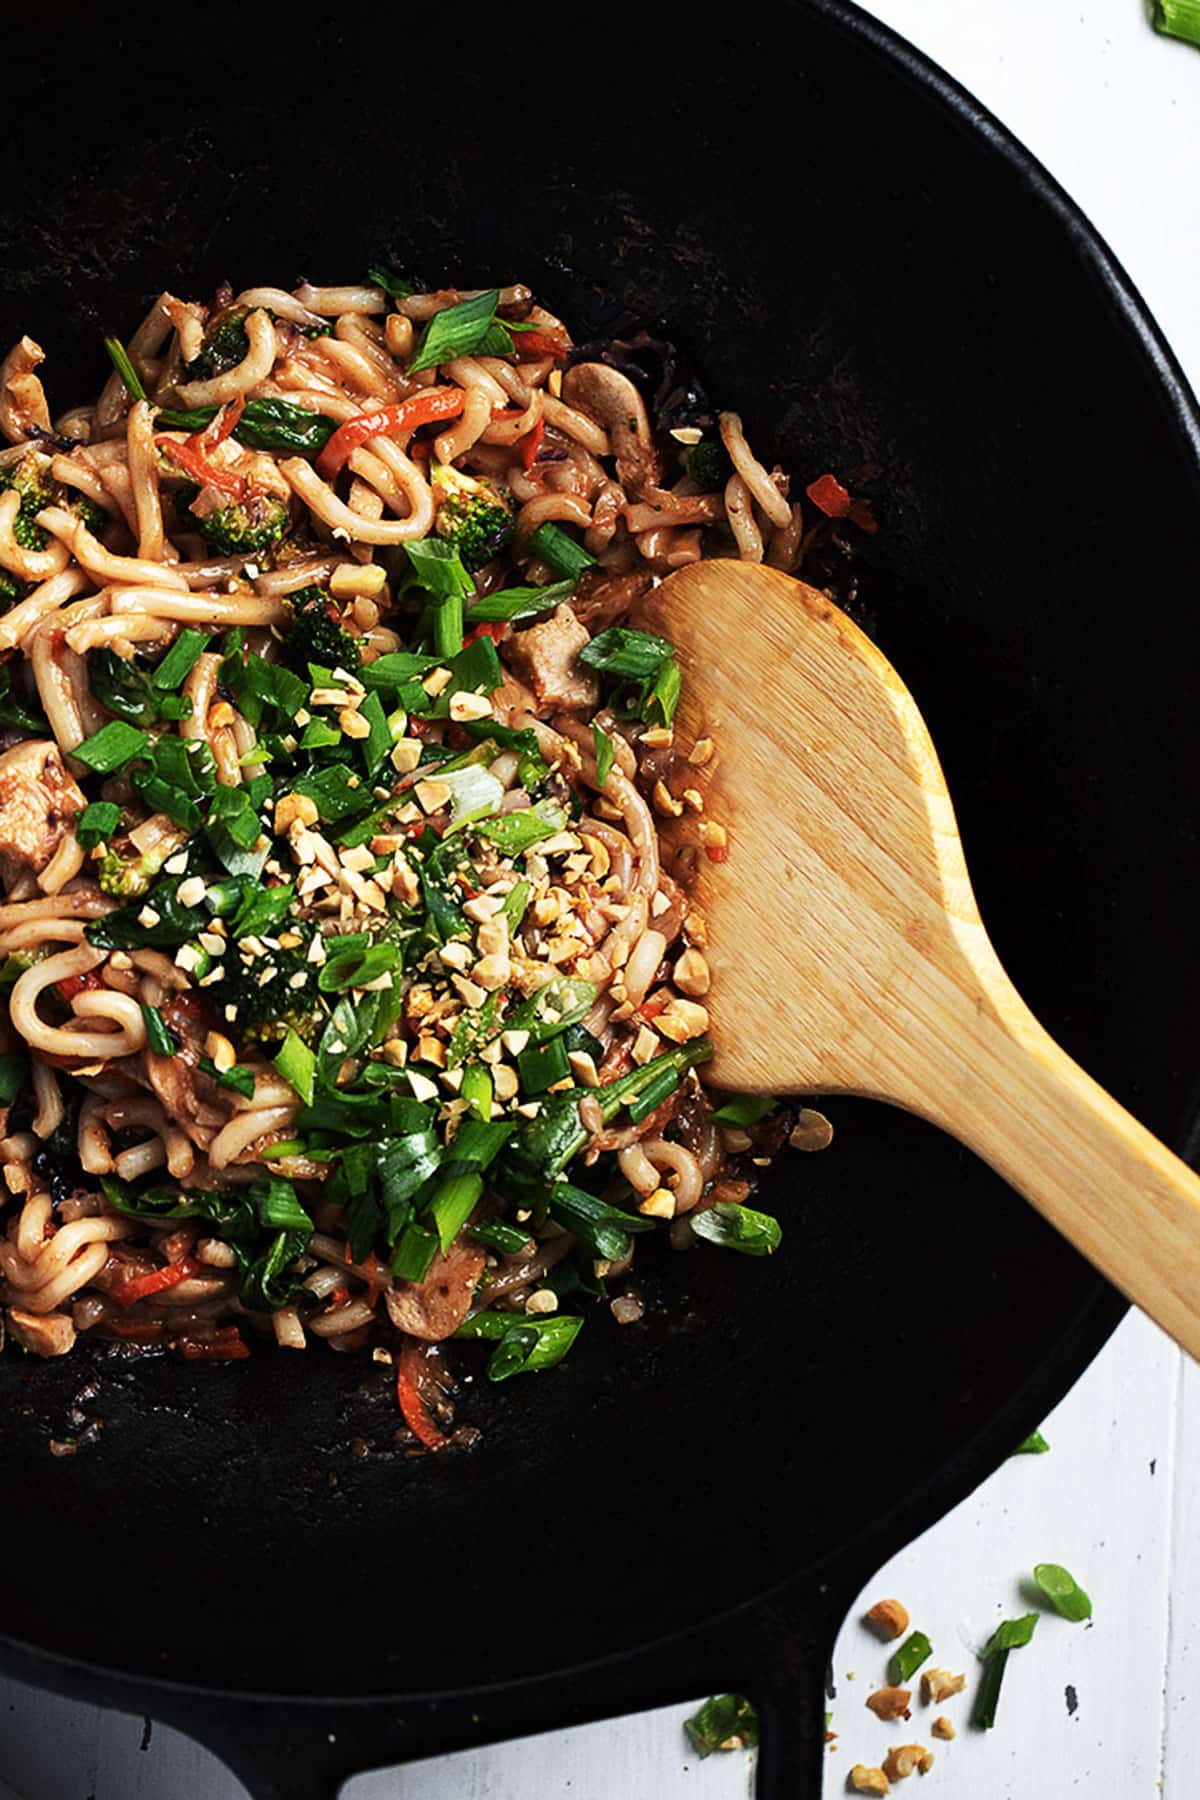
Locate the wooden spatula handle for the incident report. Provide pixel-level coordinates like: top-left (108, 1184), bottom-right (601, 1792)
top-left (916, 956), bottom-right (1200, 1357)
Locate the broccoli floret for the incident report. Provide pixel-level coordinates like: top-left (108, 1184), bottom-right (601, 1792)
top-left (207, 938), bottom-right (324, 1048)
top-left (431, 465), bottom-right (515, 571)
top-left (185, 307), bottom-right (250, 381)
top-left (0, 450), bottom-right (107, 552)
top-left (281, 585), bottom-right (361, 673)
top-left (0, 569), bottom-right (28, 607)
top-left (197, 491), bottom-right (289, 556)
top-left (98, 827), bottom-right (190, 901)
top-left (683, 438), bottom-right (730, 491)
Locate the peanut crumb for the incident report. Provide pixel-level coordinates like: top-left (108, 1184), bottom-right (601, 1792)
top-left (881, 1745), bottom-right (933, 1781)
top-left (849, 1767), bottom-right (890, 1796)
top-left (866, 1687), bottom-right (912, 1722)
top-left (921, 1669), bottom-right (966, 1705)
top-left (931, 1717), bottom-right (955, 1741)
top-left (865, 1599), bottom-right (910, 1643)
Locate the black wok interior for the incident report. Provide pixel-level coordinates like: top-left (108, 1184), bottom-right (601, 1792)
top-left (1, 0), bottom-right (1198, 1720)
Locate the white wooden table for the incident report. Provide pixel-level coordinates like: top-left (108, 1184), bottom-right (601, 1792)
top-left (2, 1), bottom-right (1197, 1793)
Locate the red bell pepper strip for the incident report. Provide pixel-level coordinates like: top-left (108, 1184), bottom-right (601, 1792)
top-left (165, 436), bottom-right (247, 500)
top-left (704, 841), bottom-right (730, 864)
top-left (462, 619), bottom-right (508, 647)
top-left (56, 969), bottom-right (105, 1003)
top-left (397, 1342), bottom-right (448, 1451)
top-left (637, 989), bottom-right (672, 1023)
top-left (105, 1319), bottom-right (167, 1343)
top-left (513, 330), bottom-right (570, 360)
top-left (805, 472), bottom-right (852, 518)
top-left (113, 1255), bottom-right (200, 1310)
top-left (176, 1325), bottom-right (251, 1361)
top-left (201, 393), bottom-right (245, 448)
top-left (315, 389), bottom-right (467, 481)
top-left (518, 415), bottom-right (545, 473)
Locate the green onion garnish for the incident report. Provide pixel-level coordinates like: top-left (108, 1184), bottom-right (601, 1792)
top-left (710, 1095), bottom-right (777, 1128)
top-left (75, 800), bottom-right (121, 850)
top-left (684, 1695), bottom-right (760, 1759)
top-left (890, 1630), bottom-right (934, 1686)
top-left (426, 1172), bottom-right (483, 1255)
top-left (391, 1220), bottom-right (438, 1282)
top-left (516, 1036), bottom-right (571, 1096)
top-left (690, 1201), bottom-right (781, 1257)
top-left (592, 722), bottom-right (615, 787)
top-left (1156, 0), bottom-right (1200, 45)
top-left (273, 1029), bottom-right (316, 1106)
top-left (973, 1614), bottom-right (1038, 1730)
top-left (528, 521), bottom-right (597, 581)
top-left (468, 1217), bottom-right (530, 1255)
top-left (407, 289), bottom-right (513, 376)
top-left (460, 1063), bottom-right (493, 1122)
top-left (453, 1309), bottom-right (583, 1380)
top-left (74, 720), bottom-right (150, 773)
top-left (1014, 1428), bottom-right (1050, 1455)
top-left (1033, 1563), bottom-right (1092, 1622)
top-left (579, 626), bottom-right (674, 680)
top-left (104, 336), bottom-right (146, 403)
top-left (140, 1004), bottom-right (175, 1058)
top-left (152, 629), bottom-right (210, 691)
top-left (467, 579), bottom-right (575, 624)
top-left (199, 1056), bottom-right (256, 1100)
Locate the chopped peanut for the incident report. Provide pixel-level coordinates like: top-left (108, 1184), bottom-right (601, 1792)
top-left (473, 953), bottom-right (510, 992)
top-left (656, 997), bottom-right (709, 1043)
top-left (865, 1599), bottom-right (910, 1643)
top-left (688, 736), bottom-right (714, 765)
top-left (673, 948), bottom-right (711, 997)
top-left (881, 1746), bottom-right (933, 1781)
top-left (415, 1035), bottom-right (446, 1068)
top-left (209, 699), bottom-right (236, 729)
top-left (274, 792), bottom-right (319, 834)
top-left (339, 707), bottom-right (370, 740)
top-left (921, 1669), bottom-right (966, 1705)
top-left (449, 690), bottom-right (493, 723)
top-left (790, 1107), bottom-right (834, 1152)
top-left (329, 560), bottom-right (386, 601)
top-left (931, 1717), bottom-right (955, 1741)
top-left (639, 725), bottom-right (673, 749)
top-left (391, 739), bottom-right (423, 774)
top-left (866, 1687), bottom-right (912, 1722)
top-left (203, 1031), bottom-right (236, 1074)
top-left (580, 833), bottom-right (610, 877)
top-left (492, 1064), bottom-right (519, 1103)
top-left (415, 778), bottom-right (452, 813)
top-left (652, 778), bottom-right (683, 818)
top-left (849, 1768), bottom-right (890, 1796)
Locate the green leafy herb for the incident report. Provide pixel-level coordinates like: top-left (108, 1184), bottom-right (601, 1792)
top-left (527, 521), bottom-right (597, 581)
top-left (645, 654), bottom-right (682, 728)
top-left (73, 719), bottom-right (150, 773)
top-left (549, 1183), bottom-right (655, 1262)
top-left (157, 397), bottom-right (335, 454)
top-left (1014, 1429), bottom-right (1050, 1455)
top-left (103, 336), bottom-right (146, 403)
top-left (710, 1095), bottom-right (777, 1128)
top-left (472, 798), bottom-right (568, 854)
top-left (684, 1695), bottom-right (760, 1759)
top-left (592, 723), bottom-right (615, 787)
top-left (152, 629), bottom-right (210, 691)
top-left (75, 800), bottom-right (121, 851)
top-left (408, 289), bottom-right (514, 375)
top-left (1033, 1564), bottom-right (1092, 1622)
top-left (367, 266), bottom-right (415, 298)
top-left (0, 665), bottom-right (48, 735)
top-left (516, 1035), bottom-right (571, 1095)
top-left (1156, 0), bottom-right (1200, 46)
top-left (890, 1630), bottom-right (934, 1686)
top-left (973, 1614), bottom-right (1038, 1730)
top-left (490, 975), bottom-right (595, 1047)
top-left (690, 1201), bottom-right (782, 1257)
top-left (454, 1309), bottom-right (583, 1380)
top-left (199, 1056), bottom-right (256, 1100)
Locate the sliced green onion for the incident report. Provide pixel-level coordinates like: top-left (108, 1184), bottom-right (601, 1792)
top-left (103, 336), bottom-right (146, 403)
top-left (684, 1696), bottom-right (760, 1759)
top-left (1156, 0), bottom-right (1200, 45)
top-left (472, 799), bottom-right (568, 854)
top-left (500, 878), bottom-right (532, 934)
top-left (460, 1063), bottom-right (493, 1122)
top-left (516, 1036), bottom-right (571, 1096)
top-left (592, 723), bottom-right (615, 787)
top-left (453, 1308), bottom-right (583, 1380)
top-left (404, 537), bottom-right (475, 605)
top-left (1033, 1564), bottom-right (1092, 1622)
top-left (579, 626), bottom-right (674, 680)
top-left (710, 1095), bottom-right (777, 1128)
top-left (690, 1201), bottom-right (781, 1257)
top-left (427, 1171), bottom-right (483, 1254)
top-left (1014, 1429), bottom-right (1050, 1455)
top-left (391, 1220), bottom-right (438, 1282)
top-left (199, 1056), bottom-right (256, 1099)
top-left (890, 1630), bottom-right (934, 1686)
top-left (140, 1003), bottom-right (174, 1057)
top-left (74, 720), bottom-right (150, 773)
top-left (273, 1029), bottom-right (315, 1106)
top-left (973, 1614), bottom-right (1038, 1730)
top-left (366, 266), bottom-right (415, 298)
top-left (152, 629), bottom-right (210, 691)
top-left (627, 1062), bottom-right (680, 1123)
top-left (468, 1217), bottom-right (531, 1255)
top-left (527, 521), bottom-right (597, 581)
top-left (467, 579), bottom-right (575, 624)
top-left (75, 800), bottom-right (121, 850)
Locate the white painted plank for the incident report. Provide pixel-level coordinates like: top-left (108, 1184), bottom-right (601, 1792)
top-left (1161, 1350), bottom-right (1200, 1792)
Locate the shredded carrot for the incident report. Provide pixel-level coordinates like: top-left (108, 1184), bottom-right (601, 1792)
top-left (176, 1325), bottom-right (250, 1361)
top-left (315, 389), bottom-right (466, 481)
top-left (462, 620), bottom-right (508, 647)
top-left (104, 1319), bottom-right (167, 1343)
top-left (113, 1255), bottom-right (199, 1310)
top-left (513, 330), bottom-right (570, 361)
top-left (519, 415), bottom-right (545, 473)
top-left (361, 1251), bottom-right (384, 1309)
top-left (397, 1344), bottom-right (448, 1451)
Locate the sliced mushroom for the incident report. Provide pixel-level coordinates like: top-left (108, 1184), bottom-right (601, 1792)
top-left (561, 362), bottom-right (662, 498)
top-left (0, 336), bottom-right (51, 445)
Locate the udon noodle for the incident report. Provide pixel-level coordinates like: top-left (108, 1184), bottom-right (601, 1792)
top-left (0, 275), bottom-right (842, 1447)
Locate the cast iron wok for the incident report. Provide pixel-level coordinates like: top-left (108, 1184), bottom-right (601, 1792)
top-left (0, 5), bottom-right (1197, 1795)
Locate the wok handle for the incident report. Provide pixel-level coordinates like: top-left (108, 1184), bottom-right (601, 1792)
top-left (146, 1573), bottom-right (850, 1800)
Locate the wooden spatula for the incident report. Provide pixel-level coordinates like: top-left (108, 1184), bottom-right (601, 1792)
top-left (656, 559), bottom-right (1200, 1358)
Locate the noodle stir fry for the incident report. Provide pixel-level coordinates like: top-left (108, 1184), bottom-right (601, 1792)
top-left (0, 275), bottom-right (836, 1446)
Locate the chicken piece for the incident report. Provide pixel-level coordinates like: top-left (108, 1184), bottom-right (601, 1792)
top-left (7, 1307), bottom-right (76, 1357)
top-left (0, 740), bottom-right (84, 884)
top-left (386, 1239), bottom-right (486, 1341)
top-left (504, 604), bottom-right (599, 713)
